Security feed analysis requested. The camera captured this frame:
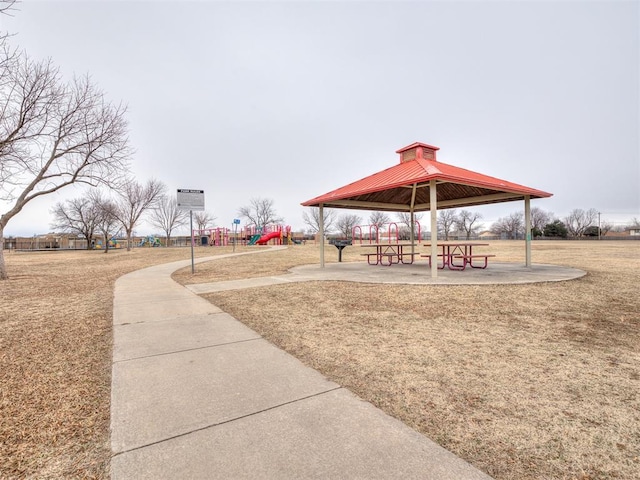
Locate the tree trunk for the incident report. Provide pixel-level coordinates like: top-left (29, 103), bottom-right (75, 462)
top-left (0, 225), bottom-right (7, 280)
top-left (126, 230), bottom-right (133, 252)
top-left (85, 230), bottom-right (94, 250)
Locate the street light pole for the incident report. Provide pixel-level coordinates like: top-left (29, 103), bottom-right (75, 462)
top-left (598, 211), bottom-right (601, 240)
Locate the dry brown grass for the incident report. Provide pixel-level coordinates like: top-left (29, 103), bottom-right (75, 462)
top-left (1, 241), bottom-right (639, 479)
top-left (177, 241), bottom-right (640, 480)
top-left (0, 246), bottom-right (238, 479)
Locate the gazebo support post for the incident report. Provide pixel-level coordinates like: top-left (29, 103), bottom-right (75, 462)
top-left (410, 183), bottom-right (417, 254)
top-left (410, 210), bottom-right (415, 254)
top-left (525, 196), bottom-right (531, 267)
top-left (319, 204), bottom-right (325, 268)
top-left (430, 179), bottom-right (438, 279)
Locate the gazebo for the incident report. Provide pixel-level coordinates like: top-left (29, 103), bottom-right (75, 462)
top-left (301, 142), bottom-right (552, 278)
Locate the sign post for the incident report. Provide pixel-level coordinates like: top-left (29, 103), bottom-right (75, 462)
top-left (233, 218), bottom-right (240, 252)
top-left (177, 189), bottom-right (205, 274)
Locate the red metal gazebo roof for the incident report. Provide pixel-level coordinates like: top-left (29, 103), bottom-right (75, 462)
top-left (302, 142), bottom-right (552, 212)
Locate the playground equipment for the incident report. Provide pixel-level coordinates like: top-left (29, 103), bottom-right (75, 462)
top-left (139, 236), bottom-right (161, 247)
top-left (256, 231), bottom-right (281, 245)
top-left (194, 224), bottom-right (295, 246)
top-left (192, 227), bottom-right (232, 246)
top-left (245, 224), bottom-right (292, 246)
top-left (248, 234), bottom-right (262, 246)
top-left (95, 237), bottom-right (122, 249)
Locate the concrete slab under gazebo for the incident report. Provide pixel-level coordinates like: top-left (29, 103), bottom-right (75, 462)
top-left (301, 142), bottom-right (553, 278)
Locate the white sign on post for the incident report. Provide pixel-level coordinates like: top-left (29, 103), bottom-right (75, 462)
top-left (177, 189), bottom-right (204, 274)
top-left (177, 189), bottom-right (205, 211)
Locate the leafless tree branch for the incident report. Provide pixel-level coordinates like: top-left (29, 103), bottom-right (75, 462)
top-left (49, 194), bottom-right (101, 248)
top-left (113, 179), bottom-right (166, 251)
top-left (302, 206), bottom-right (335, 234)
top-left (238, 197), bottom-right (282, 230)
top-left (335, 213), bottom-right (361, 239)
top-left (149, 194), bottom-right (189, 245)
top-left (455, 209), bottom-right (483, 240)
top-left (564, 208), bottom-right (598, 237)
top-left (0, 46), bottom-right (132, 278)
top-left (193, 210), bottom-right (216, 231)
top-left (437, 209), bottom-right (458, 240)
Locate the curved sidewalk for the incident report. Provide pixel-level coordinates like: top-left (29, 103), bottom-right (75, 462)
top-left (110, 249), bottom-right (492, 479)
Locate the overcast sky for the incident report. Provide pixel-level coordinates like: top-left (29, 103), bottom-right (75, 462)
top-left (1, 0), bottom-right (638, 237)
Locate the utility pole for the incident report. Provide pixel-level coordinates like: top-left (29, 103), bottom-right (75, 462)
top-left (598, 211), bottom-right (601, 240)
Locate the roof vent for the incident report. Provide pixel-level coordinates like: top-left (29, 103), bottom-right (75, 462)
top-left (396, 142), bottom-right (439, 163)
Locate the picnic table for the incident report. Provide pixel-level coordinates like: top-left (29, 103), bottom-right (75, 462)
top-left (359, 243), bottom-right (419, 266)
top-left (421, 242), bottom-right (494, 270)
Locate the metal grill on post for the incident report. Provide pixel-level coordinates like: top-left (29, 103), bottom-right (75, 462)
top-left (333, 239), bottom-right (352, 262)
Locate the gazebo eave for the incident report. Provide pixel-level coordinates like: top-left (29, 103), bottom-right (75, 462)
top-left (310, 191), bottom-right (530, 212)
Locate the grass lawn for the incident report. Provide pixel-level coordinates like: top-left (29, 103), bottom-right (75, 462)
top-left (1, 240), bottom-right (639, 479)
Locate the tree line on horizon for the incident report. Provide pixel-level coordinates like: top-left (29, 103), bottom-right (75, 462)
top-left (301, 206), bottom-right (640, 240)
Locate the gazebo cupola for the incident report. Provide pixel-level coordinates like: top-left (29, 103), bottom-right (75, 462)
top-left (396, 142), bottom-right (440, 163)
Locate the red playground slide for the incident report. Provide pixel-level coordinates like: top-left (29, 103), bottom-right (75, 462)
top-left (256, 231), bottom-right (281, 245)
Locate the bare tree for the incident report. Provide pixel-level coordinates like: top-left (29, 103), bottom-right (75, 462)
top-left (50, 194), bottom-right (100, 249)
top-left (149, 195), bottom-right (188, 246)
top-left (437, 209), bottom-right (458, 240)
top-left (0, 48), bottom-right (131, 278)
top-left (490, 218), bottom-right (507, 237)
top-left (238, 197), bottom-right (283, 230)
top-left (93, 193), bottom-right (120, 253)
top-left (491, 212), bottom-right (524, 239)
top-left (336, 213), bottom-right (362, 239)
top-left (193, 211), bottom-right (216, 231)
top-left (530, 207), bottom-right (553, 233)
top-left (564, 208), bottom-right (598, 237)
top-left (302, 207), bottom-right (336, 234)
top-left (395, 212), bottom-right (423, 226)
top-left (504, 211), bottom-right (524, 239)
top-left (368, 211), bottom-right (390, 228)
top-left (0, 0), bottom-right (16, 15)
top-left (600, 221), bottom-right (613, 236)
top-left (113, 179), bottom-right (166, 251)
top-left (395, 212), bottom-right (423, 240)
top-left (455, 209), bottom-right (483, 239)
top-left (0, 0), bottom-right (17, 43)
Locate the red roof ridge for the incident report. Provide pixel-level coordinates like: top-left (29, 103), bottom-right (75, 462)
top-left (416, 157), bottom-right (442, 175)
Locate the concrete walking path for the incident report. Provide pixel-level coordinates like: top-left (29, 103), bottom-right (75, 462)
top-left (110, 248), bottom-right (493, 479)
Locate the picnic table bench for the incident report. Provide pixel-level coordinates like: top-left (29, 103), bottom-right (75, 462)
top-left (423, 243), bottom-right (494, 270)
top-left (420, 253), bottom-right (445, 268)
top-left (451, 254), bottom-right (496, 269)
